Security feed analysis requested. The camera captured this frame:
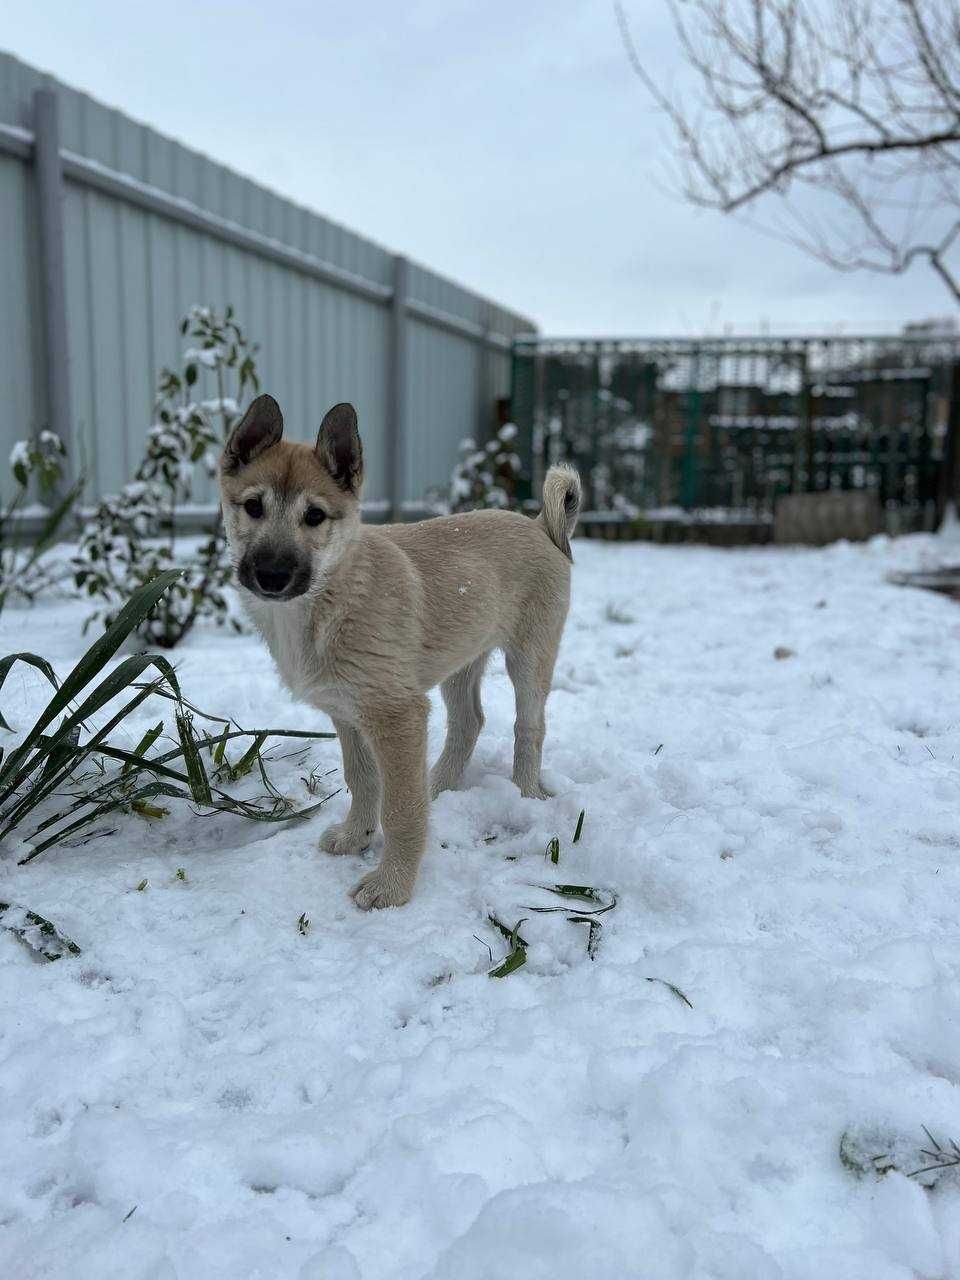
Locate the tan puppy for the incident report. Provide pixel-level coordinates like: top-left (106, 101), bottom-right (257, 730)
top-left (219, 394), bottom-right (580, 909)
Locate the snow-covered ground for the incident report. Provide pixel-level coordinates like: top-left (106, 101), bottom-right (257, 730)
top-left (3, 532), bottom-right (960, 1279)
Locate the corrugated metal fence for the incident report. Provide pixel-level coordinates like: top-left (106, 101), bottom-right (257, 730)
top-left (0, 51), bottom-right (534, 514)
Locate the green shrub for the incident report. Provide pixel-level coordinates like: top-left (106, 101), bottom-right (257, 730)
top-left (0, 431), bottom-right (79, 614)
top-left (446, 422), bottom-right (522, 512)
top-left (73, 306), bottom-right (259, 647)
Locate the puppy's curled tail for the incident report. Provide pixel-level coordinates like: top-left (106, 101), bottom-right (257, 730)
top-left (538, 463), bottom-right (581, 561)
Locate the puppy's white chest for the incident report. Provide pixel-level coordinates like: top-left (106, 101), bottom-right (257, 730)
top-left (247, 597), bottom-right (318, 703)
top-left (245, 595), bottom-right (352, 719)
top-left (273, 624), bottom-right (313, 700)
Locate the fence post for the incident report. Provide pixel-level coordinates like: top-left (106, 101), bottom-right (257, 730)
top-left (477, 301), bottom-right (492, 444)
top-left (681, 345), bottom-right (701, 509)
top-left (33, 88), bottom-right (73, 478)
top-left (937, 361), bottom-right (960, 527)
top-left (387, 253), bottom-right (408, 522)
top-left (799, 347), bottom-right (814, 494)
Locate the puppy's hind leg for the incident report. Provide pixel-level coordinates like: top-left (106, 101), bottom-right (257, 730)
top-left (320, 719), bottom-right (381, 855)
top-left (430, 650), bottom-right (489, 798)
top-left (506, 631), bottom-right (561, 801)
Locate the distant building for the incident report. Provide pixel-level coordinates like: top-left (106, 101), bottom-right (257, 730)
top-left (903, 317), bottom-right (958, 337)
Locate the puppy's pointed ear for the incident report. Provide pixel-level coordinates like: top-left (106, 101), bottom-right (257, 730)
top-left (316, 402), bottom-right (362, 494)
top-left (223, 394), bottom-right (283, 471)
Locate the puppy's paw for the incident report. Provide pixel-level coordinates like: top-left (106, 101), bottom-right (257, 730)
top-left (320, 820), bottom-right (375, 856)
top-left (516, 779), bottom-right (554, 801)
top-left (350, 865), bottom-right (412, 911)
top-left (429, 765), bottom-right (462, 800)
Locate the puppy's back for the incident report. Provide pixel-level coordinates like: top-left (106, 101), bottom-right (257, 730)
top-left (371, 508), bottom-right (570, 683)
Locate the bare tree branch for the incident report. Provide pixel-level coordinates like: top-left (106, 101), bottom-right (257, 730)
top-left (616, 0), bottom-right (960, 306)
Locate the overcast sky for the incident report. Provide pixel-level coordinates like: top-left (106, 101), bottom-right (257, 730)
top-left (2, 0), bottom-right (954, 334)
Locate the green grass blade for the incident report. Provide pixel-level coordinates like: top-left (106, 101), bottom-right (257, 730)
top-left (568, 914), bottom-right (602, 959)
top-left (176, 712), bottom-right (213, 805)
top-left (0, 659), bottom-right (179, 816)
top-left (197, 792), bottom-right (336, 824)
top-left (646, 976), bottom-right (693, 1009)
top-left (0, 653), bottom-right (60, 731)
top-left (58, 655), bottom-right (179, 740)
top-left (124, 721), bottom-right (164, 774)
top-left (0, 484), bottom-right (79, 617)
top-left (38, 723), bottom-right (80, 783)
top-left (0, 569), bottom-right (181, 788)
top-left (489, 946), bottom-right (527, 978)
top-left (133, 683), bottom-right (232, 725)
top-left (487, 914), bottom-right (528, 978)
top-left (20, 781), bottom-right (188, 861)
top-left (226, 731), bottom-right (268, 781)
top-left (524, 884), bottom-right (618, 915)
top-left (0, 900), bottom-right (81, 960)
top-left (25, 476), bottom-right (83, 561)
top-left (573, 809), bottom-right (585, 843)
top-left (0, 682), bottom-right (167, 839)
top-left (22, 743), bottom-right (195, 844)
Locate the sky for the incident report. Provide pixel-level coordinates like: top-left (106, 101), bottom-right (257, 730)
top-left (1, 0), bottom-right (954, 335)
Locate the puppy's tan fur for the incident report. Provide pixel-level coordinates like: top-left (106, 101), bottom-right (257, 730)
top-left (220, 395), bottom-right (580, 909)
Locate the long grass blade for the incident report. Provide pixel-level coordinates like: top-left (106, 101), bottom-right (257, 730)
top-left (0, 900), bottom-right (81, 959)
top-left (646, 976), bottom-right (693, 1009)
top-left (0, 560), bottom-right (340, 858)
top-left (0, 569), bottom-right (181, 788)
top-left (523, 883), bottom-right (618, 914)
top-left (487, 914), bottom-right (528, 978)
top-left (0, 677), bottom-right (170, 839)
top-left (124, 721), bottom-right (164, 774)
top-left (0, 653), bottom-right (60, 730)
top-left (19, 781), bottom-right (188, 861)
top-left (38, 723), bottom-right (80, 784)
top-left (24, 477), bottom-right (83, 562)
top-left (225, 731), bottom-right (268, 781)
top-left (175, 712), bottom-right (213, 805)
top-left (568, 914), bottom-right (602, 958)
top-left (0, 655), bottom-right (180, 806)
top-left (132, 683), bottom-right (232, 725)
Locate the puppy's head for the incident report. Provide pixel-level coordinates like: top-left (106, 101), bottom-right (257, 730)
top-left (219, 395), bottom-right (363, 602)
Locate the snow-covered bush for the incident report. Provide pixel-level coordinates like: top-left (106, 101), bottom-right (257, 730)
top-left (73, 306), bottom-right (259, 647)
top-left (0, 430), bottom-right (78, 614)
top-left (446, 422), bottom-right (523, 512)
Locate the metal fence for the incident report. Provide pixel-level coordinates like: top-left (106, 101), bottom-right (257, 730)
top-left (511, 335), bottom-right (960, 529)
top-left (0, 51), bottom-right (534, 515)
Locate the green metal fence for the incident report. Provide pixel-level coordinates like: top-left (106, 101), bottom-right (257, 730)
top-left (511, 335), bottom-right (960, 528)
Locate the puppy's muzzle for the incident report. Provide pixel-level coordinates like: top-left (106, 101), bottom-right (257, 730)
top-left (240, 550), bottom-right (311, 601)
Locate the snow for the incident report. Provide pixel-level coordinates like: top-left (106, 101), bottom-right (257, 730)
top-left (183, 346), bottom-right (225, 369)
top-left (2, 532), bottom-right (960, 1278)
top-left (8, 440), bottom-right (30, 471)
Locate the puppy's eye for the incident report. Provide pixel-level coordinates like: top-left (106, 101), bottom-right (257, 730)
top-left (304, 507), bottom-right (326, 527)
top-left (244, 496), bottom-right (264, 519)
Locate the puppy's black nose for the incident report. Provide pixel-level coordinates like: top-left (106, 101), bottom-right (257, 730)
top-left (253, 559), bottom-right (294, 596)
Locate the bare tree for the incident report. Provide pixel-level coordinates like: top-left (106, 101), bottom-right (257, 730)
top-left (616, 0), bottom-right (960, 305)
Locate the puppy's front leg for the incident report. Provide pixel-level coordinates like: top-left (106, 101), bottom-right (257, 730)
top-left (320, 719), bottom-right (381, 855)
top-left (350, 697), bottom-right (429, 910)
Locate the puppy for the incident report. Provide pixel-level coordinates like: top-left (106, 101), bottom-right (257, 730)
top-left (220, 394), bottom-right (580, 909)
